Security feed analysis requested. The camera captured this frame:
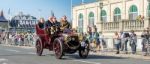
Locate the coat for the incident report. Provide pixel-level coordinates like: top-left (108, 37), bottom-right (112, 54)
top-left (60, 21), bottom-right (71, 30)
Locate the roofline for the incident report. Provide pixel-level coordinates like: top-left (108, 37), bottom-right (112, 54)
top-left (0, 21), bottom-right (8, 22)
top-left (73, 1), bottom-right (98, 8)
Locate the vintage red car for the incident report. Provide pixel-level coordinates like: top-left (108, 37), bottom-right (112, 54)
top-left (35, 24), bottom-right (89, 59)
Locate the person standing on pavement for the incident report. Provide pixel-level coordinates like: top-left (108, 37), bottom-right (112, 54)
top-left (141, 29), bottom-right (150, 56)
top-left (92, 26), bottom-right (100, 52)
top-left (99, 32), bottom-right (106, 51)
top-left (113, 32), bottom-right (121, 54)
top-left (129, 30), bottom-right (137, 54)
top-left (120, 31), bottom-right (130, 54)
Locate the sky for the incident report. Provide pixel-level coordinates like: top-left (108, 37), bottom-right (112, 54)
top-left (0, 0), bottom-right (96, 20)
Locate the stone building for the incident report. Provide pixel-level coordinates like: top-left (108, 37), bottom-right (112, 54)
top-left (72, 0), bottom-right (150, 49)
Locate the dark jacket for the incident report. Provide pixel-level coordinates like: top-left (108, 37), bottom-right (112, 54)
top-left (38, 22), bottom-right (45, 29)
top-left (45, 20), bottom-right (60, 27)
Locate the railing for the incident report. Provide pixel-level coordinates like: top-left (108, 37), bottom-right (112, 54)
top-left (98, 19), bottom-right (149, 32)
top-left (101, 22), bottom-right (119, 32)
top-left (122, 20), bottom-right (144, 31)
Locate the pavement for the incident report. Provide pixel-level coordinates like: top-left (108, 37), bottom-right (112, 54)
top-left (91, 50), bottom-right (150, 60)
top-left (0, 44), bottom-right (150, 64)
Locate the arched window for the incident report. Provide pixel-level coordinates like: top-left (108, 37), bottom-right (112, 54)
top-left (129, 5), bottom-right (138, 20)
top-left (101, 10), bottom-right (107, 22)
top-left (78, 13), bottom-right (83, 33)
top-left (114, 7), bottom-right (121, 22)
top-left (147, 3), bottom-right (150, 17)
top-left (88, 12), bottom-right (94, 27)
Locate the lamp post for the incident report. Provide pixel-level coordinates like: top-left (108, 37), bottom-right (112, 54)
top-left (99, 0), bottom-right (103, 22)
top-left (98, 0), bottom-right (103, 32)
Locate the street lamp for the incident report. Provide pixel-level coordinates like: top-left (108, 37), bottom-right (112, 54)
top-left (98, 0), bottom-right (104, 32)
top-left (99, 0), bottom-right (103, 22)
top-left (99, 2), bottom-right (103, 9)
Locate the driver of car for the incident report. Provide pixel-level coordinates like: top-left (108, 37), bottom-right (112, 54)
top-left (45, 16), bottom-right (60, 35)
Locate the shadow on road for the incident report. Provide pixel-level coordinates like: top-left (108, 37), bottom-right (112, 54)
top-left (48, 54), bottom-right (126, 60)
top-left (68, 55), bottom-right (125, 59)
top-left (0, 53), bottom-right (126, 60)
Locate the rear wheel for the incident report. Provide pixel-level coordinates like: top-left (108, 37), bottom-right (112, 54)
top-left (79, 41), bottom-right (89, 58)
top-left (36, 39), bottom-right (43, 56)
top-left (53, 38), bottom-right (63, 59)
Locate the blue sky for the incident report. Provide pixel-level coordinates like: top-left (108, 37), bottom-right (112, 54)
top-left (0, 0), bottom-right (96, 20)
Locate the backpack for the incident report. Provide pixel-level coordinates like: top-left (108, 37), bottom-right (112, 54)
top-left (124, 33), bottom-right (130, 38)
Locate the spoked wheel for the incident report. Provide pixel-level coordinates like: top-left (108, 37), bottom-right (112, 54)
top-left (53, 38), bottom-right (63, 59)
top-left (36, 39), bottom-right (43, 56)
top-left (79, 41), bottom-right (90, 59)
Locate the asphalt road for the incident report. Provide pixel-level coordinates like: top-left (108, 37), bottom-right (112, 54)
top-left (0, 44), bottom-right (150, 64)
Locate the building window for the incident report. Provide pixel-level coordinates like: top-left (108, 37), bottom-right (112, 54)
top-left (78, 13), bottom-right (83, 33)
top-left (101, 10), bottom-right (107, 22)
top-left (88, 12), bottom-right (94, 27)
top-left (114, 7), bottom-right (121, 22)
top-left (129, 5), bottom-right (138, 20)
top-left (147, 3), bottom-right (150, 17)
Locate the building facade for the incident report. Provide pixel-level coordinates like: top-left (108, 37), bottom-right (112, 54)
top-left (9, 12), bottom-right (37, 33)
top-left (72, 0), bottom-right (150, 49)
top-left (73, 0), bottom-right (150, 32)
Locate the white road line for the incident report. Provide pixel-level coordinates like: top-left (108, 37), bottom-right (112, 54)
top-left (73, 60), bottom-right (101, 64)
top-left (0, 58), bottom-right (8, 61)
top-left (5, 49), bottom-right (20, 53)
top-left (28, 52), bottom-right (36, 54)
top-left (0, 58), bottom-right (8, 64)
top-left (2, 63), bottom-right (8, 64)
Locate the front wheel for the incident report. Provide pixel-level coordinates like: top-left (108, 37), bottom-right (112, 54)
top-left (79, 41), bottom-right (89, 58)
top-left (53, 38), bottom-right (63, 59)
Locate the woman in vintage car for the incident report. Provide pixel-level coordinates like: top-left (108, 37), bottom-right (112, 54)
top-left (38, 18), bottom-right (45, 29)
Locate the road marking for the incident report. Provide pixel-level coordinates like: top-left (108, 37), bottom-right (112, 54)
top-left (28, 52), bottom-right (36, 54)
top-left (5, 49), bottom-right (20, 53)
top-left (73, 60), bottom-right (101, 64)
top-left (0, 58), bottom-right (8, 61)
top-left (2, 63), bottom-right (7, 64)
top-left (0, 58), bottom-right (8, 64)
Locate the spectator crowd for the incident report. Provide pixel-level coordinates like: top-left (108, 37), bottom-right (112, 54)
top-left (0, 32), bottom-right (37, 47)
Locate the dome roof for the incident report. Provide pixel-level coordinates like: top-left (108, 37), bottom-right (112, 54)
top-left (0, 10), bottom-right (7, 22)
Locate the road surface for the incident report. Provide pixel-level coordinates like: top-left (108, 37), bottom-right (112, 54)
top-left (0, 45), bottom-right (150, 64)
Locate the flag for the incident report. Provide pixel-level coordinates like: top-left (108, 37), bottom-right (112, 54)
top-left (51, 10), bottom-right (55, 17)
